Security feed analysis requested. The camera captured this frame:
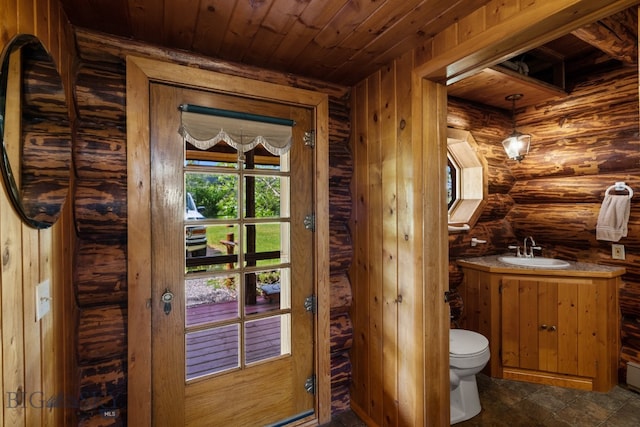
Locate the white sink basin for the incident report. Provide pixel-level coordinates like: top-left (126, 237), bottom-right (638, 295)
top-left (498, 256), bottom-right (570, 269)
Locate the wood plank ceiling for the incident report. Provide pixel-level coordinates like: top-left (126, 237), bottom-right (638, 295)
top-left (57, 0), bottom-right (491, 86)
top-left (58, 0), bottom-right (638, 108)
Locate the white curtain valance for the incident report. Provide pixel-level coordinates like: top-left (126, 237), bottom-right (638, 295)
top-left (179, 110), bottom-right (293, 156)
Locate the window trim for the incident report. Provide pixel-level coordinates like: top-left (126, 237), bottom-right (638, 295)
top-left (447, 128), bottom-right (487, 231)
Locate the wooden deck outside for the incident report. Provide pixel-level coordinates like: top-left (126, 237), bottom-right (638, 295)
top-left (186, 297), bottom-right (282, 380)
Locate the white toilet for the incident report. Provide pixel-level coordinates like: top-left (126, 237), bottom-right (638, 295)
top-left (449, 329), bottom-right (490, 424)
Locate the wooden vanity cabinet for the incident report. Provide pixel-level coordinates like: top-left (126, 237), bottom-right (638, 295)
top-left (458, 261), bottom-right (623, 392)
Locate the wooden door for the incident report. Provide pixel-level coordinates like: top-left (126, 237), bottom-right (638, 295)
top-left (150, 83), bottom-right (315, 426)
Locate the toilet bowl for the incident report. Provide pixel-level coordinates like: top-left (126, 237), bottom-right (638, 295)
top-left (450, 329), bottom-right (490, 424)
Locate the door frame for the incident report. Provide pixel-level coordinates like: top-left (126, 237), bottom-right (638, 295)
top-left (126, 55), bottom-right (331, 426)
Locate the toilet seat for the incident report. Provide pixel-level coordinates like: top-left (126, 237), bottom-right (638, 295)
top-left (450, 329), bottom-right (488, 357)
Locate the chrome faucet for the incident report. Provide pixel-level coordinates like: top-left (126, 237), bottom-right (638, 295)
top-left (523, 236), bottom-right (541, 258)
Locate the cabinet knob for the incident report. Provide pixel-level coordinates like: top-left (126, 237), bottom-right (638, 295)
top-left (540, 324), bottom-right (548, 330)
top-left (549, 325), bottom-right (557, 332)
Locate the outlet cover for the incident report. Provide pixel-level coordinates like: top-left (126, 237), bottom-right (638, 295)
top-left (612, 244), bottom-right (626, 260)
top-left (36, 279), bottom-right (51, 321)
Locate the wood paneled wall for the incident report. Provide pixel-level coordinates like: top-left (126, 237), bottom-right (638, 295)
top-left (350, 50), bottom-right (445, 426)
top-left (345, 35), bottom-right (420, 427)
top-left (0, 0), bottom-right (75, 426)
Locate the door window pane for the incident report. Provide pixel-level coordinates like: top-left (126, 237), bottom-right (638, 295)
top-left (185, 172), bottom-right (239, 220)
top-left (185, 224), bottom-right (240, 272)
top-left (186, 324), bottom-right (240, 380)
top-left (244, 222), bottom-right (288, 267)
top-left (245, 268), bottom-right (290, 315)
top-left (186, 274), bottom-right (239, 327)
top-left (245, 315), bottom-right (290, 364)
top-left (243, 175), bottom-right (289, 218)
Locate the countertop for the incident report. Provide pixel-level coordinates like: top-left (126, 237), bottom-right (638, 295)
top-left (457, 255), bottom-right (626, 278)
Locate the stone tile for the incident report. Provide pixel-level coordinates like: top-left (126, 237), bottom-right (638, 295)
top-left (477, 377), bottom-right (537, 407)
top-left (458, 398), bottom-right (512, 426)
top-left (513, 398), bottom-right (558, 423)
top-left (526, 391), bottom-right (569, 412)
top-left (538, 414), bottom-right (574, 427)
top-left (580, 389), bottom-right (628, 412)
top-left (526, 385), bottom-right (586, 412)
top-left (554, 399), bottom-right (611, 426)
top-left (602, 401), bottom-right (640, 427)
top-left (493, 376), bottom-right (544, 398)
top-left (606, 385), bottom-right (640, 403)
top-left (612, 385), bottom-right (640, 404)
top-left (457, 402), bottom-right (542, 427)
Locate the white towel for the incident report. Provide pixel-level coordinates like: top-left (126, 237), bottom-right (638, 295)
top-left (596, 194), bottom-right (631, 242)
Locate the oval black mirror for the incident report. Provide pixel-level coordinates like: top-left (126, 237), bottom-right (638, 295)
top-left (0, 34), bottom-right (72, 228)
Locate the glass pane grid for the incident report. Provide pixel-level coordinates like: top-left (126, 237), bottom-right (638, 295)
top-left (185, 142), bottom-right (291, 379)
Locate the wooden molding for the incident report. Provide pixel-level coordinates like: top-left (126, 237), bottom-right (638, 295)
top-left (417, 0), bottom-right (639, 84)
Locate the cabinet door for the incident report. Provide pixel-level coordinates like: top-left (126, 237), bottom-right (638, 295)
top-left (500, 277), bottom-right (597, 376)
top-left (501, 278), bottom-right (540, 370)
top-left (570, 281), bottom-right (598, 379)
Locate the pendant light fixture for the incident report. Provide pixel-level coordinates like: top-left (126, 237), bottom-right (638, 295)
top-left (502, 94), bottom-right (530, 162)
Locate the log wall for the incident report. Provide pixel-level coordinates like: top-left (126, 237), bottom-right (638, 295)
top-left (327, 97), bottom-right (355, 414)
top-left (446, 98), bottom-right (517, 325)
top-left (510, 67), bottom-right (640, 383)
top-left (72, 60), bottom-right (129, 425)
top-left (69, 30), bottom-right (352, 423)
top-left (451, 66), bottom-right (640, 385)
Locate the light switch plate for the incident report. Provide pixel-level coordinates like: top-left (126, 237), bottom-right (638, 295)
top-left (36, 279), bottom-right (50, 321)
top-left (612, 244), bottom-right (626, 260)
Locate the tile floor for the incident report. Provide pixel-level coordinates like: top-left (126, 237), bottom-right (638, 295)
top-left (322, 374), bottom-right (640, 426)
top-left (457, 374), bottom-right (640, 426)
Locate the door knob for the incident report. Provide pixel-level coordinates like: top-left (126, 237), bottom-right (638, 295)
top-left (161, 289), bottom-right (174, 315)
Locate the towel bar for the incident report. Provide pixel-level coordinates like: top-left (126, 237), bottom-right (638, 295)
top-left (605, 182), bottom-right (633, 199)
top-left (448, 224), bottom-right (470, 232)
